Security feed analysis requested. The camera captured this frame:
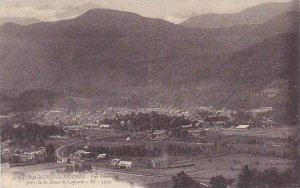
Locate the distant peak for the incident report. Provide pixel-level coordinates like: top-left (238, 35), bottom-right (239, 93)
top-left (74, 8), bottom-right (142, 22)
top-left (80, 8), bottom-right (138, 17)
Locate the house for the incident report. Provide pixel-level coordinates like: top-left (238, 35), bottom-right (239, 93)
top-left (152, 130), bottom-right (167, 140)
top-left (118, 161), bottom-right (132, 168)
top-left (111, 158), bottom-right (121, 166)
top-left (97, 154), bottom-right (107, 159)
top-left (236, 125), bottom-right (250, 129)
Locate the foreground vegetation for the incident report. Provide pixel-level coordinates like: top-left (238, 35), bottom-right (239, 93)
top-left (172, 165), bottom-right (298, 188)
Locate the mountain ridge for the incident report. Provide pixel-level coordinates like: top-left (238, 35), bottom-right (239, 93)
top-left (180, 0), bottom-right (299, 28)
top-left (0, 7), bottom-right (298, 112)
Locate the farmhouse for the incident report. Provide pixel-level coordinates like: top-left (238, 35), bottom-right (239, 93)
top-left (111, 158), bottom-right (121, 166)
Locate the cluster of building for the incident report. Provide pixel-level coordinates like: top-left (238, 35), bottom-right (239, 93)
top-left (58, 147), bottom-right (133, 171)
top-left (8, 146), bottom-right (47, 167)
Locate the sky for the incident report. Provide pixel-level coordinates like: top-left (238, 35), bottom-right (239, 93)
top-left (0, 0), bottom-right (293, 23)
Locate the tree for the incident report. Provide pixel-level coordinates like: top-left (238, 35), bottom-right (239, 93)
top-left (258, 167), bottom-right (280, 187)
top-left (210, 175), bottom-right (227, 188)
top-left (172, 171), bottom-right (202, 188)
top-left (46, 143), bottom-right (56, 162)
top-left (237, 165), bottom-right (256, 188)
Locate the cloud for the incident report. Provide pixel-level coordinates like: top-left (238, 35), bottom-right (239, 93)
top-left (55, 3), bottom-right (101, 20)
top-left (0, 0), bottom-right (293, 23)
top-left (0, 6), bottom-right (58, 20)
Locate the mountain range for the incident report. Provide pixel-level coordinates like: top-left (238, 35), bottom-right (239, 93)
top-left (0, 1), bottom-right (298, 122)
top-left (180, 0), bottom-right (299, 28)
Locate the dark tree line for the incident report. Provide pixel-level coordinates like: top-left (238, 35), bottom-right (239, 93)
top-left (1, 122), bottom-right (65, 146)
top-left (173, 166), bottom-right (298, 188)
top-left (102, 111), bottom-right (192, 132)
top-left (236, 165), bottom-right (297, 188)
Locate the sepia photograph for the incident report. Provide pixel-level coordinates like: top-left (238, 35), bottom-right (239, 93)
top-left (0, 0), bottom-right (299, 187)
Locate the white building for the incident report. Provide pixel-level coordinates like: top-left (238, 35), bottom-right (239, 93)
top-left (236, 125), bottom-right (250, 129)
top-left (99, 124), bottom-right (110, 128)
top-left (118, 161), bottom-right (132, 168)
top-left (97, 154), bottom-right (107, 159)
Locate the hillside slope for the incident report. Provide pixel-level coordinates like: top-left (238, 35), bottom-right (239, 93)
top-left (0, 9), bottom-right (298, 111)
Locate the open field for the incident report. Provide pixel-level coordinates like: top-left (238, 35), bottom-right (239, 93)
top-left (219, 126), bottom-right (297, 139)
top-left (118, 154), bottom-right (295, 180)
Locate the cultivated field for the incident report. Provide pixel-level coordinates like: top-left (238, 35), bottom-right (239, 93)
top-left (219, 126), bottom-right (297, 139)
top-left (120, 154), bottom-right (294, 181)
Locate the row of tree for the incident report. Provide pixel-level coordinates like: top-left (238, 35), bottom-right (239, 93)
top-left (236, 165), bottom-right (297, 188)
top-left (66, 143), bottom-right (217, 158)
